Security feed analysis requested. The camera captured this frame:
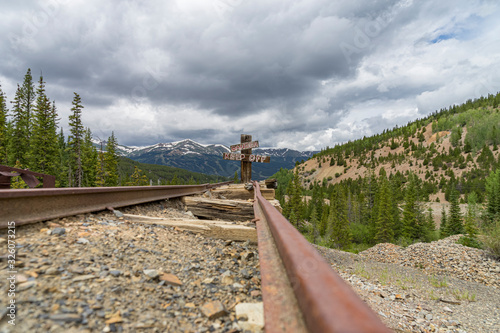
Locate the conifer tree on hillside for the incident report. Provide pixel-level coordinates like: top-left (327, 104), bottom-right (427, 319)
top-left (327, 185), bottom-right (351, 249)
top-left (319, 204), bottom-right (329, 237)
top-left (56, 127), bottom-right (69, 187)
top-left (447, 185), bottom-right (463, 235)
top-left (82, 128), bottom-right (98, 187)
top-left (67, 93), bottom-right (84, 187)
top-left (460, 192), bottom-right (480, 247)
top-left (375, 177), bottom-right (394, 243)
top-left (0, 84), bottom-right (8, 164)
top-left (401, 173), bottom-right (429, 241)
top-left (9, 85), bottom-right (29, 166)
top-left (30, 76), bottom-right (59, 175)
top-left (485, 169), bottom-right (500, 223)
top-left (104, 132), bottom-right (119, 186)
top-left (285, 168), bottom-right (304, 227)
top-left (20, 69), bottom-right (35, 137)
top-left (309, 204), bottom-right (319, 244)
top-left (128, 165), bottom-right (148, 186)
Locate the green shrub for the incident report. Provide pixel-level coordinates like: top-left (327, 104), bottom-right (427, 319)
top-left (457, 236), bottom-right (482, 249)
top-left (482, 221), bottom-right (500, 259)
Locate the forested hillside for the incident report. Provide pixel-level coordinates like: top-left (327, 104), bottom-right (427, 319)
top-left (274, 93), bottom-right (500, 257)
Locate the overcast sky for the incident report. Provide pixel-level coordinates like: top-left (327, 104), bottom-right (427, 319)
top-left (1, 0), bottom-right (499, 150)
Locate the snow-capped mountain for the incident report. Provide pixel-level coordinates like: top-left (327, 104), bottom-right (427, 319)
top-left (94, 138), bottom-right (316, 179)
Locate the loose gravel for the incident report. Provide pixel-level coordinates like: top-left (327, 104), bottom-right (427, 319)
top-left (0, 199), bottom-right (262, 333)
top-left (315, 236), bottom-right (500, 333)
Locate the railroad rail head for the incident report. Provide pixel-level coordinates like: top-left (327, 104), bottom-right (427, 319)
top-left (252, 181), bottom-right (391, 333)
top-left (0, 182), bottom-right (232, 229)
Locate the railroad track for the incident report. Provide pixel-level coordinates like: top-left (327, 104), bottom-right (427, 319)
top-left (0, 182), bottom-right (233, 229)
top-left (1, 182), bottom-right (390, 332)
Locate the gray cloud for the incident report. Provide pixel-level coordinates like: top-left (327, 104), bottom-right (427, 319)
top-left (0, 0), bottom-right (499, 150)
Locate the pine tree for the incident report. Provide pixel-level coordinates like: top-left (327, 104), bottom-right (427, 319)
top-left (286, 168), bottom-right (304, 227)
top-left (448, 185), bottom-right (463, 235)
top-left (9, 85), bottom-right (29, 166)
top-left (170, 174), bottom-right (179, 185)
top-left (82, 128), bottom-right (98, 187)
top-left (424, 208), bottom-right (436, 241)
top-left (30, 76), bottom-right (59, 176)
top-left (389, 178), bottom-right (402, 239)
top-left (402, 173), bottom-right (418, 240)
top-left (319, 204), bottom-right (329, 237)
top-left (104, 132), bottom-right (119, 186)
top-left (128, 166), bottom-right (148, 186)
top-left (0, 83), bottom-right (8, 164)
top-left (95, 142), bottom-right (106, 187)
top-left (56, 127), bottom-right (69, 187)
top-left (309, 204), bottom-right (319, 244)
top-left (20, 69), bottom-right (35, 139)
top-left (485, 169), bottom-right (500, 223)
top-left (327, 185), bottom-right (351, 250)
top-left (67, 93), bottom-right (84, 187)
top-left (461, 192), bottom-right (480, 247)
top-left (375, 177), bottom-right (394, 243)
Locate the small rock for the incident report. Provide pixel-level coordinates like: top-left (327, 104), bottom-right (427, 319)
top-left (109, 270), bottom-right (121, 277)
top-left (200, 301), bottom-right (227, 320)
top-left (143, 269), bottom-right (160, 279)
top-left (72, 274), bottom-right (96, 282)
top-left (49, 313), bottom-right (82, 323)
top-left (77, 238), bottom-right (90, 245)
top-left (15, 274), bottom-right (29, 284)
top-left (443, 306), bottom-right (453, 313)
top-left (45, 267), bottom-right (60, 275)
top-left (113, 210), bottom-right (124, 218)
top-left (202, 277), bottom-right (214, 284)
top-left (235, 303), bottom-right (264, 332)
top-left (17, 281), bottom-right (36, 291)
top-left (51, 227), bottom-right (66, 236)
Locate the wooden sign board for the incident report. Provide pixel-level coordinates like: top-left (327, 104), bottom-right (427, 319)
top-left (230, 141), bottom-right (259, 152)
top-left (223, 152), bottom-right (270, 163)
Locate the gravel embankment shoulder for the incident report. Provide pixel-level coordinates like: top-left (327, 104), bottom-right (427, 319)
top-left (315, 236), bottom-right (500, 333)
top-left (0, 200), bottom-right (262, 333)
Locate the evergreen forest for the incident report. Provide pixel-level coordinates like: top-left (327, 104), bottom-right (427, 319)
top-left (274, 92), bottom-right (500, 258)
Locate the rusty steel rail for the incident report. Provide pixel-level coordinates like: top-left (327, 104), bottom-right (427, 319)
top-left (253, 181), bottom-right (391, 333)
top-left (0, 182), bottom-right (231, 229)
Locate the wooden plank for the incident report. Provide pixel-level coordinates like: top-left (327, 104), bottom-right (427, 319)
top-left (182, 196), bottom-right (255, 222)
top-left (230, 140), bottom-right (259, 152)
top-left (211, 187), bottom-right (275, 200)
top-left (222, 153), bottom-right (270, 163)
top-left (241, 134), bottom-right (252, 183)
top-left (122, 213), bottom-right (257, 243)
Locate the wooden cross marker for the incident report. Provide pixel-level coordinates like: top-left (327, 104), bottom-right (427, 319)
top-left (222, 134), bottom-right (270, 183)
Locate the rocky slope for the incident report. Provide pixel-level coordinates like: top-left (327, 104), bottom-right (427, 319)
top-left (316, 235), bottom-right (500, 333)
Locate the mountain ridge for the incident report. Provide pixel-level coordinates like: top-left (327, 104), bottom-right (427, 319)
top-left (93, 138), bottom-right (317, 180)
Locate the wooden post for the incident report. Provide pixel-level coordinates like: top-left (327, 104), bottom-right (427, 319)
top-left (241, 134), bottom-right (252, 183)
